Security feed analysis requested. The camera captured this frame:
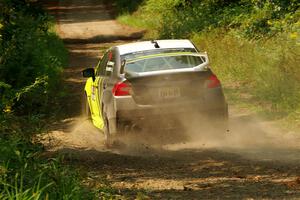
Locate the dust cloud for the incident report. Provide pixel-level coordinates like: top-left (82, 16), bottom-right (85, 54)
top-left (163, 110), bottom-right (300, 163)
top-left (92, 105), bottom-right (300, 164)
top-left (43, 116), bottom-right (105, 151)
top-left (46, 97), bottom-right (300, 164)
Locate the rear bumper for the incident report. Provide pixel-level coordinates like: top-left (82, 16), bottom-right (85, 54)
top-left (113, 89), bottom-right (227, 122)
top-left (117, 103), bottom-right (227, 119)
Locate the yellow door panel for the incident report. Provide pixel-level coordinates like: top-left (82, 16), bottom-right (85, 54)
top-left (90, 76), bottom-right (105, 129)
top-left (84, 50), bottom-right (110, 130)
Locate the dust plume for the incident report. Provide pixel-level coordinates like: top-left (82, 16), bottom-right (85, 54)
top-left (163, 110), bottom-right (300, 163)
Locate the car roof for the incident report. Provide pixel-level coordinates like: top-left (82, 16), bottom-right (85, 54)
top-left (116, 39), bottom-right (196, 56)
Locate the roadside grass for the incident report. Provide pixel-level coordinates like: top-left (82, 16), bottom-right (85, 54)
top-left (117, 14), bottom-right (148, 30)
top-left (192, 31), bottom-right (300, 129)
top-left (117, 14), bottom-right (158, 39)
top-left (0, 114), bottom-right (93, 199)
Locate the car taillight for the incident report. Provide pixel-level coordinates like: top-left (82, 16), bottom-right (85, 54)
top-left (112, 81), bottom-right (131, 96)
top-left (206, 74), bottom-right (221, 88)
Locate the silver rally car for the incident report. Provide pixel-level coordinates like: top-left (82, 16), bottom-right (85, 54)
top-left (83, 39), bottom-right (228, 144)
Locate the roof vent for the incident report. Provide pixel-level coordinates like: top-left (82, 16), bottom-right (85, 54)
top-left (151, 40), bottom-right (160, 48)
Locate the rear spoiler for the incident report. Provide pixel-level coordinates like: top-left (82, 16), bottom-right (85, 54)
top-left (123, 53), bottom-right (210, 78)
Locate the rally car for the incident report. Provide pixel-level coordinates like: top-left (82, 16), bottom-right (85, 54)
top-left (82, 39), bottom-right (228, 145)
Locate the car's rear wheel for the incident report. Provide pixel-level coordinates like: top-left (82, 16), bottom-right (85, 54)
top-left (101, 105), bottom-right (112, 147)
top-left (103, 116), bottom-right (113, 147)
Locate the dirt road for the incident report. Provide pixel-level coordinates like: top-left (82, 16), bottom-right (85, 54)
top-left (44, 0), bottom-right (300, 199)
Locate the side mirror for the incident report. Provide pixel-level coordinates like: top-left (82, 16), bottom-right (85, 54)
top-left (82, 68), bottom-right (95, 81)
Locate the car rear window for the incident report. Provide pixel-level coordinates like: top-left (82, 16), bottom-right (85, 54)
top-left (125, 54), bottom-right (204, 73)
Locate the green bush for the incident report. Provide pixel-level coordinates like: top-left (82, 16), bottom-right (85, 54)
top-left (109, 0), bottom-right (144, 13)
top-left (0, 0), bottom-right (67, 115)
top-left (116, 0), bottom-right (299, 39)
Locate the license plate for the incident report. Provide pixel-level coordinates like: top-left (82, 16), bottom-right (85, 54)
top-left (159, 87), bottom-right (181, 98)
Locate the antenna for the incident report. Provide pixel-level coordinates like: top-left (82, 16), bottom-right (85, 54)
top-left (151, 40), bottom-right (160, 48)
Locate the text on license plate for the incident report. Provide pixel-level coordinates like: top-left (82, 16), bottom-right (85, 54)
top-left (159, 87), bottom-right (181, 98)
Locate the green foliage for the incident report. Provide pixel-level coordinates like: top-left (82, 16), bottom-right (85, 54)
top-left (13, 76), bottom-right (51, 115)
top-left (0, 0), bottom-right (67, 115)
top-left (115, 0), bottom-right (299, 39)
top-left (109, 0), bottom-right (144, 14)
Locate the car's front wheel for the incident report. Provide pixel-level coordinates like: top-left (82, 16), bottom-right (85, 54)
top-left (83, 94), bottom-right (91, 119)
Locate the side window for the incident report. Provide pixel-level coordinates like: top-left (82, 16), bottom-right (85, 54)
top-left (96, 50), bottom-right (115, 77)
